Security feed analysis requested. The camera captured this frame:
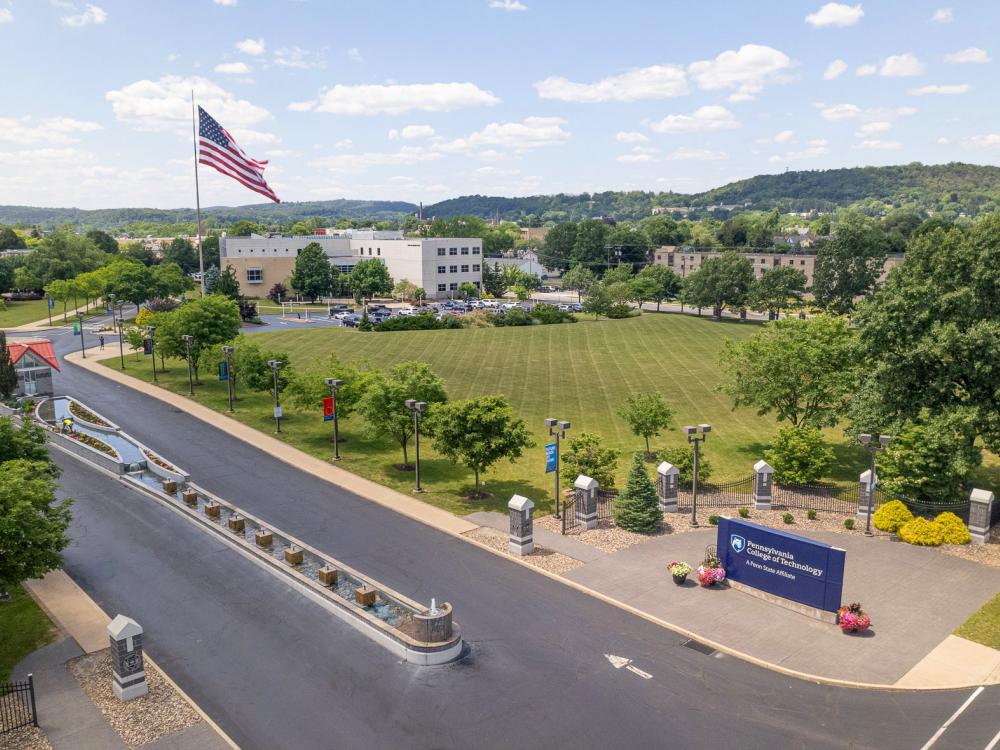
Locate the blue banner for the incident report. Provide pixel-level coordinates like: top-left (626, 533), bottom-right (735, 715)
top-left (218, 361), bottom-right (229, 381)
top-left (545, 443), bottom-right (557, 473)
top-left (48, 297), bottom-right (55, 309)
top-left (717, 518), bottom-right (845, 613)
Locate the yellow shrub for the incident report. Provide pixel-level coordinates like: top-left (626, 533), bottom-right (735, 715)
top-left (934, 512), bottom-right (970, 545)
top-left (898, 517), bottom-right (944, 546)
top-left (872, 499), bottom-right (914, 533)
top-left (134, 307), bottom-right (153, 328)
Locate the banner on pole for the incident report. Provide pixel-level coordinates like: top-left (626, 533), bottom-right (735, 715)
top-left (545, 443), bottom-right (557, 473)
top-left (48, 298), bottom-right (55, 309)
top-left (218, 361), bottom-right (229, 381)
top-left (143, 338), bottom-right (152, 355)
top-left (274, 405), bottom-right (282, 419)
top-left (322, 396), bottom-right (335, 421)
top-left (72, 321), bottom-right (81, 336)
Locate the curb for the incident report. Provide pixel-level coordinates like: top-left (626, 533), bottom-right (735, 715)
top-left (64, 351), bottom-right (994, 692)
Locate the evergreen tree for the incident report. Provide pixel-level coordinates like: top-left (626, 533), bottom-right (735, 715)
top-left (613, 453), bottom-right (662, 533)
top-left (0, 332), bottom-right (17, 399)
top-left (214, 265), bottom-right (241, 300)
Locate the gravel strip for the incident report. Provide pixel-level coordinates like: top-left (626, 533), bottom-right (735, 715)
top-left (465, 527), bottom-right (583, 574)
top-left (0, 725), bottom-right (52, 750)
top-left (67, 649), bottom-right (201, 749)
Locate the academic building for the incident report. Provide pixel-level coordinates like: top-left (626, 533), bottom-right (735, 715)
top-left (219, 230), bottom-right (483, 299)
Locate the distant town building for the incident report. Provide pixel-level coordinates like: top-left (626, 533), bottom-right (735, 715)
top-left (519, 226), bottom-right (550, 245)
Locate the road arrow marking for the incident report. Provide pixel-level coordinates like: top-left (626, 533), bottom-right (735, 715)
top-left (605, 654), bottom-right (630, 669)
top-left (626, 665), bottom-right (653, 680)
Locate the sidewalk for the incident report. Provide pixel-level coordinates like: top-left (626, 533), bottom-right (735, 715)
top-left (19, 570), bottom-right (235, 750)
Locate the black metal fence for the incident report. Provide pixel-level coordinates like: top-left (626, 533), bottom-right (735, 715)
top-left (561, 489), bottom-right (617, 534)
top-left (773, 482), bottom-right (864, 515)
top-left (1, 675), bottom-right (37, 734)
top-left (678, 474), bottom-right (755, 509)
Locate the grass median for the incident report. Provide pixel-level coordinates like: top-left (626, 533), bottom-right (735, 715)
top-left (0, 585), bottom-right (58, 681)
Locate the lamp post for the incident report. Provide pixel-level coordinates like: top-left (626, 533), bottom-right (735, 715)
top-left (76, 312), bottom-right (87, 358)
top-left (860, 433), bottom-right (892, 536)
top-left (146, 325), bottom-right (157, 383)
top-left (324, 378), bottom-right (344, 460)
top-left (684, 424), bottom-right (711, 526)
top-left (268, 359), bottom-right (284, 433)
top-left (109, 294), bottom-right (126, 370)
top-left (405, 399), bottom-right (428, 492)
top-left (544, 417), bottom-right (571, 524)
top-left (181, 334), bottom-right (194, 396)
top-left (221, 345), bottom-right (235, 412)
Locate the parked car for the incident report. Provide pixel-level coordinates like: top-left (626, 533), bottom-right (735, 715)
top-left (566, 303), bottom-right (584, 313)
top-left (333, 310), bottom-right (355, 320)
top-left (328, 303), bottom-right (350, 313)
top-left (481, 299), bottom-right (500, 308)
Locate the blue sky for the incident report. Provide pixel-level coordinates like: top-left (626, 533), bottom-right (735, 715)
top-left (0, 0), bottom-right (997, 209)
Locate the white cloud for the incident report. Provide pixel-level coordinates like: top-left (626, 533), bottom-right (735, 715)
top-left (909, 84), bottom-right (970, 95)
top-left (855, 139), bottom-right (902, 150)
top-left (665, 148), bottom-right (726, 161)
top-left (937, 137), bottom-right (950, 145)
top-left (855, 121), bottom-right (891, 137)
top-left (313, 146), bottom-right (443, 173)
top-left (235, 38), bottom-right (265, 55)
top-left (930, 8), bottom-right (953, 23)
top-left (489, 0), bottom-right (527, 10)
top-left (533, 65), bottom-right (687, 103)
top-left (61, 4), bottom-right (107, 27)
top-left (292, 82), bottom-right (500, 115)
top-left (878, 53), bottom-right (925, 77)
top-left (213, 0), bottom-right (238, 5)
top-left (805, 3), bottom-right (864, 28)
top-left (335, 139), bottom-right (353, 149)
top-left (0, 9), bottom-right (12, 23)
top-left (346, 47), bottom-right (363, 63)
top-left (648, 105), bottom-right (740, 133)
top-left (388, 125), bottom-right (436, 141)
top-left (106, 75), bottom-right (272, 133)
top-left (273, 47), bottom-right (325, 70)
top-left (0, 116), bottom-right (103, 145)
top-left (757, 130), bottom-right (795, 144)
top-left (823, 59), bottom-right (848, 80)
top-left (768, 145), bottom-right (830, 163)
top-left (229, 128), bottom-right (278, 145)
top-left (963, 134), bottom-right (1000, 149)
top-left (809, 138), bottom-right (829, 146)
top-left (433, 116), bottom-right (569, 152)
top-left (688, 44), bottom-right (792, 101)
top-left (944, 47), bottom-right (991, 64)
top-left (816, 102), bottom-right (916, 122)
top-left (615, 131), bottom-right (648, 143)
top-left (617, 152), bottom-right (656, 163)
top-left (856, 64), bottom-right (876, 77)
top-left (214, 62), bottom-right (251, 75)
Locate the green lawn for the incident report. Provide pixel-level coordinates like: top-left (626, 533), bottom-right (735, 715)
top-left (101, 313), bottom-right (873, 516)
top-left (956, 591), bottom-right (1000, 651)
top-left (0, 585), bottom-right (57, 681)
top-left (0, 298), bottom-right (53, 327)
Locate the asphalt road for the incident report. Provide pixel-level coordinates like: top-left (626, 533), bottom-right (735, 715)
top-left (17, 325), bottom-right (1000, 749)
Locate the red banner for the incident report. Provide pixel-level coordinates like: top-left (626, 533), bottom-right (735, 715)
top-left (322, 396), bottom-right (334, 421)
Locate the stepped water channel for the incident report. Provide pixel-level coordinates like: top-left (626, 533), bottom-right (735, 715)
top-left (35, 396), bottom-right (461, 664)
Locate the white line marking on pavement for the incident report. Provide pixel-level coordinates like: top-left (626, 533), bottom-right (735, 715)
top-left (984, 726), bottom-right (1000, 750)
top-left (920, 686), bottom-right (984, 750)
top-left (604, 654), bottom-right (630, 669)
top-left (625, 665), bottom-right (653, 680)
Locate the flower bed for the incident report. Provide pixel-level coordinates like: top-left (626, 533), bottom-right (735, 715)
top-left (68, 400), bottom-right (112, 428)
top-left (66, 430), bottom-right (118, 458)
top-left (697, 554), bottom-right (726, 587)
top-left (143, 448), bottom-right (177, 472)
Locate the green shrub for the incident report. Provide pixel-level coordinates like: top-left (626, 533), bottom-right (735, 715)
top-left (494, 307), bottom-right (533, 327)
top-left (764, 426), bottom-right (834, 485)
top-left (872, 499), bottom-right (914, 533)
top-left (708, 514), bottom-right (719, 525)
top-left (657, 446), bottom-right (713, 489)
top-left (738, 507), bottom-right (750, 518)
top-left (560, 432), bottom-right (620, 488)
top-left (934, 512), bottom-right (971, 545)
top-left (461, 310), bottom-right (497, 328)
top-left (807, 509), bottom-right (817, 520)
top-left (782, 512), bottom-right (794, 524)
top-left (374, 315), bottom-right (461, 331)
top-left (898, 516), bottom-right (944, 546)
top-left (530, 303), bottom-right (575, 325)
top-left (606, 304), bottom-right (636, 319)
top-left (844, 518), bottom-right (855, 530)
top-left (612, 454), bottom-right (662, 534)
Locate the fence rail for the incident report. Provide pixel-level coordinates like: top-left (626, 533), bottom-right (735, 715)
top-left (0, 675), bottom-right (37, 734)
top-left (678, 474), bottom-right (755, 509)
top-left (561, 488), bottom-right (617, 534)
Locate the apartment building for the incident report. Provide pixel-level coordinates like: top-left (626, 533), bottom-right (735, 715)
top-left (219, 231), bottom-right (483, 299)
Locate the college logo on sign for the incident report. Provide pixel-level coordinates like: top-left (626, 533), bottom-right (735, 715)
top-left (730, 534), bottom-right (746, 554)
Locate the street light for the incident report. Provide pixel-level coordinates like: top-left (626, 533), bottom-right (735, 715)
top-left (405, 399), bottom-right (428, 492)
top-left (684, 424), bottom-right (711, 527)
top-left (325, 378), bottom-right (344, 460)
top-left (860, 433), bottom-right (892, 537)
top-left (544, 417), bottom-right (571, 525)
top-left (108, 293), bottom-right (126, 370)
top-left (181, 334), bottom-right (195, 396)
top-left (146, 325), bottom-right (157, 383)
top-left (268, 359), bottom-right (284, 433)
top-left (221, 345), bottom-right (235, 412)
top-left (76, 312), bottom-right (87, 359)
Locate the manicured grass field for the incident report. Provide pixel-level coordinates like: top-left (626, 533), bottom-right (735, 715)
top-left (0, 298), bottom-right (53, 327)
top-left (0, 585), bottom-right (57, 681)
top-left (102, 313), bottom-right (873, 516)
top-left (956, 591), bottom-right (1000, 651)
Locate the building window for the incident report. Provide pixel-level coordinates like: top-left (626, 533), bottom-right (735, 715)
top-left (437, 265), bottom-right (446, 273)
top-left (437, 283), bottom-right (446, 292)
top-left (437, 248), bottom-right (446, 256)
top-left (246, 268), bottom-right (263, 283)
top-left (474, 281), bottom-right (481, 289)
top-left (461, 247), bottom-right (469, 255)
top-left (449, 283), bottom-right (458, 291)
top-left (449, 265), bottom-right (458, 273)
top-left (800, 260), bottom-right (806, 266)
top-left (472, 247), bottom-right (480, 255)
top-left (449, 247), bottom-right (458, 255)
top-left (472, 264), bottom-right (480, 272)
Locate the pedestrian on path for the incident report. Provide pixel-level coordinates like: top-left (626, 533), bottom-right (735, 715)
top-left (99, 334), bottom-right (105, 350)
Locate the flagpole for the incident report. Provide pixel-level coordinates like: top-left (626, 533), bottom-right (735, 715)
top-left (191, 91), bottom-right (205, 295)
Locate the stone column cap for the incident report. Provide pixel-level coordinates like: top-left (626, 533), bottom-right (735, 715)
top-left (657, 462), bottom-right (679, 477)
top-left (753, 459), bottom-right (773, 474)
top-left (971, 488), bottom-right (996, 503)
top-left (860, 468), bottom-right (874, 483)
top-left (574, 474), bottom-right (598, 490)
top-left (107, 614), bottom-right (142, 640)
top-left (508, 494), bottom-right (534, 512)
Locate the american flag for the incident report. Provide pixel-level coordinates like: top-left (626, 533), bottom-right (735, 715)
top-left (197, 106), bottom-right (280, 203)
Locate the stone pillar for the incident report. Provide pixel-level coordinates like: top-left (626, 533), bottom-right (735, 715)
top-left (107, 615), bottom-right (147, 701)
top-left (409, 603), bottom-right (454, 643)
top-left (857, 470), bottom-right (875, 522)
top-left (969, 488), bottom-right (995, 544)
top-left (508, 494), bottom-right (534, 555)
top-left (657, 462), bottom-right (679, 513)
top-left (574, 475), bottom-right (598, 530)
top-left (753, 460), bottom-right (773, 511)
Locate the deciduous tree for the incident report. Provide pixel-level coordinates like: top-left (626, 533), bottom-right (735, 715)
top-left (617, 392), bottom-right (674, 457)
top-left (290, 243), bottom-right (333, 301)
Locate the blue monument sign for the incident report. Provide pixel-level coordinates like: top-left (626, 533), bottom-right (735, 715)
top-left (717, 517), bottom-right (845, 613)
